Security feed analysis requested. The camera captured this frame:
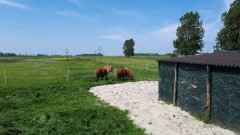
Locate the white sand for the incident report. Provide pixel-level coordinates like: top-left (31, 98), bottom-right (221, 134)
top-left (90, 81), bottom-right (237, 135)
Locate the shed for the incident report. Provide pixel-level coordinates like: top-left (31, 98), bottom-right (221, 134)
top-left (157, 51), bottom-right (240, 133)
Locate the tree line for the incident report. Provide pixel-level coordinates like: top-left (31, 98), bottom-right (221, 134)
top-left (0, 52), bottom-right (17, 56)
top-left (135, 53), bottom-right (160, 56)
top-left (76, 53), bottom-right (103, 56)
top-left (123, 0), bottom-right (240, 57)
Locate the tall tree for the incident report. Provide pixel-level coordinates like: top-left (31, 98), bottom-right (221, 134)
top-left (173, 11), bottom-right (204, 56)
top-left (215, 0), bottom-right (240, 51)
top-left (123, 39), bottom-right (135, 57)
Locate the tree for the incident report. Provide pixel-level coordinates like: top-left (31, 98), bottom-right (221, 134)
top-left (123, 39), bottom-right (135, 57)
top-left (173, 11), bottom-right (204, 56)
top-left (64, 47), bottom-right (69, 56)
top-left (215, 0), bottom-right (240, 51)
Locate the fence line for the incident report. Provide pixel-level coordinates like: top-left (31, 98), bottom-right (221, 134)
top-left (91, 57), bottom-right (159, 71)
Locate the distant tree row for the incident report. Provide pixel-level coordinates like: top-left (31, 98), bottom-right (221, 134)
top-left (0, 52), bottom-right (105, 57)
top-left (0, 52), bottom-right (17, 56)
top-left (76, 53), bottom-right (103, 56)
top-left (36, 54), bottom-right (48, 56)
top-left (135, 53), bottom-right (160, 56)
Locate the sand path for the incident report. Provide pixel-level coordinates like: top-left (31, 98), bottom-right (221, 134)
top-left (90, 81), bottom-right (237, 135)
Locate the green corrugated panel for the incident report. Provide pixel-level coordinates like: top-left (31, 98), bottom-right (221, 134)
top-left (211, 67), bottom-right (240, 133)
top-left (177, 64), bottom-right (207, 117)
top-left (159, 62), bottom-right (174, 104)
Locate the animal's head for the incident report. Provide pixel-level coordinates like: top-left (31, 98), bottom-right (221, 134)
top-left (109, 65), bottom-right (112, 71)
top-left (128, 71), bottom-right (133, 79)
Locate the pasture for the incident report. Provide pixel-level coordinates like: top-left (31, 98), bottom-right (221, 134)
top-left (0, 56), bottom-right (163, 134)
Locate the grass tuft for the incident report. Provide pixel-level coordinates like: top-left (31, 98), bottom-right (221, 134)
top-left (193, 114), bottom-right (212, 124)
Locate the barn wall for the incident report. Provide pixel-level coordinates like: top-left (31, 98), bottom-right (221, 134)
top-left (177, 64), bottom-right (207, 117)
top-left (158, 62), bottom-right (174, 104)
top-left (211, 67), bottom-right (240, 132)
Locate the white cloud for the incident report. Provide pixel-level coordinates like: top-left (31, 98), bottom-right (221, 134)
top-left (202, 19), bottom-right (222, 52)
top-left (133, 24), bottom-right (178, 54)
top-left (57, 10), bottom-right (81, 18)
top-left (198, 6), bottom-right (225, 53)
top-left (99, 24), bottom-right (178, 54)
top-left (152, 24), bottom-right (179, 34)
top-left (100, 26), bottom-right (135, 42)
top-left (223, 0), bottom-right (234, 10)
top-left (104, 26), bottom-right (132, 36)
top-left (0, 0), bottom-right (30, 10)
top-left (204, 20), bottom-right (220, 32)
top-left (101, 23), bottom-right (219, 54)
top-left (70, 0), bottom-right (85, 8)
top-left (57, 10), bottom-right (97, 22)
top-left (100, 35), bottom-right (125, 41)
top-left (112, 8), bottom-right (146, 20)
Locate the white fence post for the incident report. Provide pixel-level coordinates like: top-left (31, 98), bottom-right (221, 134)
top-left (146, 61), bottom-right (149, 70)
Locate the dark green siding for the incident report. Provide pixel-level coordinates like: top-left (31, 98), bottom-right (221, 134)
top-left (211, 67), bottom-right (240, 132)
top-left (177, 64), bottom-right (207, 116)
top-left (158, 60), bottom-right (240, 133)
top-left (159, 62), bottom-right (174, 104)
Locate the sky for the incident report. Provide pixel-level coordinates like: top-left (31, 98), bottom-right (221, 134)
top-left (0, 0), bottom-right (235, 56)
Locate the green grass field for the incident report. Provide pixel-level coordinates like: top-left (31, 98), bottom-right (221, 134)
top-left (0, 56), bottom-right (164, 135)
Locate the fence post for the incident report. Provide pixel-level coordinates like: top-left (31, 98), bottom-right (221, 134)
top-left (4, 66), bottom-right (7, 84)
top-left (67, 66), bottom-right (69, 81)
top-left (173, 63), bottom-right (178, 106)
top-left (145, 61), bottom-right (149, 70)
top-left (206, 65), bottom-right (211, 120)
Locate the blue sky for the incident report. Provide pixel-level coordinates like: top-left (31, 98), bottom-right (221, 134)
top-left (0, 0), bottom-right (234, 56)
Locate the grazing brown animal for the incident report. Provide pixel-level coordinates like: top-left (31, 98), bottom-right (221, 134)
top-left (104, 65), bottom-right (112, 73)
top-left (125, 68), bottom-right (133, 80)
top-left (116, 68), bottom-right (128, 80)
top-left (95, 68), bottom-right (108, 81)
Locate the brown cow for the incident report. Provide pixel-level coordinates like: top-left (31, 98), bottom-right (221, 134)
top-left (115, 68), bottom-right (128, 80)
top-left (95, 68), bottom-right (108, 81)
top-left (125, 68), bottom-right (133, 80)
top-left (103, 65), bottom-right (112, 73)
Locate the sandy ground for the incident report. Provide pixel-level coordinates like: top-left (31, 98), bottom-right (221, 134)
top-left (89, 81), bottom-right (237, 135)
